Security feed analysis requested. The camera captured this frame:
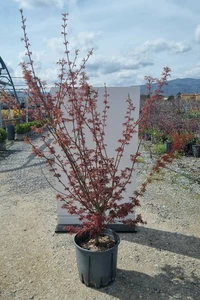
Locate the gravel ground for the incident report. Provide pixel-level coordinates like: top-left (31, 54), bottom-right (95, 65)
top-left (0, 138), bottom-right (200, 300)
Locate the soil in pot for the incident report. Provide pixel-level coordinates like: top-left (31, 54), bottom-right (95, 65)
top-left (79, 235), bottom-right (116, 251)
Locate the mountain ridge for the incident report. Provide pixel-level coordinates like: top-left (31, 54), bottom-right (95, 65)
top-left (139, 78), bottom-right (200, 96)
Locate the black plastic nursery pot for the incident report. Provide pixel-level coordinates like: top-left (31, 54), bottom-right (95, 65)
top-left (165, 141), bottom-right (173, 152)
top-left (74, 229), bottom-right (120, 288)
top-left (144, 132), bottom-right (151, 141)
top-left (184, 143), bottom-right (193, 156)
top-left (0, 141), bottom-right (6, 151)
top-left (6, 124), bottom-right (15, 140)
top-left (192, 145), bottom-right (200, 157)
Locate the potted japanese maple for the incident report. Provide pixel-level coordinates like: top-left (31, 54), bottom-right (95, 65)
top-left (19, 9), bottom-right (173, 288)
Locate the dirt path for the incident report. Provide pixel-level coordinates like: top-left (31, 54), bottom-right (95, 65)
top-left (0, 141), bottom-right (200, 300)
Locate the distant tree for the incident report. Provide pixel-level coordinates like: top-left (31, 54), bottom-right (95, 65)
top-left (167, 95), bottom-right (174, 101)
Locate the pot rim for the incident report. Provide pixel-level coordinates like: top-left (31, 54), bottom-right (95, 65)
top-left (73, 228), bottom-right (120, 253)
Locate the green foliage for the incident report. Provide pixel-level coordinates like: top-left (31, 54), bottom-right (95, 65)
top-left (136, 157), bottom-right (145, 163)
top-left (29, 120), bottom-right (43, 128)
top-left (186, 137), bottom-right (197, 145)
top-left (173, 151), bottom-right (184, 158)
top-left (166, 135), bottom-right (173, 142)
top-left (155, 143), bottom-right (166, 154)
top-left (15, 123), bottom-right (31, 134)
top-left (185, 111), bottom-right (200, 119)
top-left (15, 119), bottom-right (47, 134)
top-left (195, 138), bottom-right (200, 146)
top-left (144, 128), bottom-right (167, 143)
top-left (0, 128), bottom-right (7, 142)
top-left (15, 120), bottom-right (45, 134)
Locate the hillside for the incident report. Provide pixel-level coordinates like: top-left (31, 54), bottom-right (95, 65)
top-left (139, 78), bottom-right (200, 96)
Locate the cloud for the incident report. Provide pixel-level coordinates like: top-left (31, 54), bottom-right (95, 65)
top-left (75, 31), bottom-right (102, 51)
top-left (14, 0), bottom-right (65, 9)
top-left (128, 38), bottom-right (191, 57)
top-left (90, 69), bottom-right (146, 87)
top-left (45, 31), bottom-right (102, 54)
top-left (117, 70), bottom-right (138, 79)
top-left (19, 50), bottom-right (44, 63)
top-left (3, 61), bottom-right (15, 75)
top-left (45, 37), bottom-right (64, 54)
top-left (13, 62), bottom-right (60, 87)
top-left (18, 50), bottom-right (45, 72)
top-left (194, 24), bottom-right (200, 43)
top-left (181, 65), bottom-right (200, 78)
top-left (12, 53), bottom-right (151, 88)
top-left (37, 68), bottom-right (59, 85)
top-left (114, 69), bottom-right (152, 86)
top-left (86, 56), bottom-right (154, 75)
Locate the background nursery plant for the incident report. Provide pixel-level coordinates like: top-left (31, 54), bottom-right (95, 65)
top-left (20, 10), bottom-right (174, 245)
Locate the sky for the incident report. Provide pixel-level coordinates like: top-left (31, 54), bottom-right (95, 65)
top-left (1, 0), bottom-right (200, 89)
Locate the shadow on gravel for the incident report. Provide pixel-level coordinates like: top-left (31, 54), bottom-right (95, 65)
top-left (99, 265), bottom-right (200, 300)
top-left (0, 161), bottom-right (46, 173)
top-left (122, 227), bottom-right (200, 259)
top-left (0, 138), bottom-right (53, 173)
top-left (0, 149), bottom-right (23, 160)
